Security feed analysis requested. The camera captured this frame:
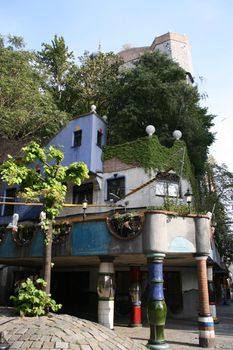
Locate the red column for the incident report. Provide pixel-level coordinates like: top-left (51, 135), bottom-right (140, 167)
top-left (129, 267), bottom-right (142, 327)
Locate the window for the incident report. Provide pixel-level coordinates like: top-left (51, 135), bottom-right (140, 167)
top-left (97, 130), bottom-right (103, 148)
top-left (73, 183), bottom-right (93, 204)
top-left (73, 130), bottom-right (82, 147)
top-left (155, 181), bottom-right (179, 197)
top-left (155, 174), bottom-right (180, 197)
top-left (107, 177), bottom-right (125, 201)
top-left (3, 188), bottom-right (16, 216)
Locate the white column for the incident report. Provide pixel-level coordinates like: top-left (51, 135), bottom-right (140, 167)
top-left (97, 259), bottom-right (115, 329)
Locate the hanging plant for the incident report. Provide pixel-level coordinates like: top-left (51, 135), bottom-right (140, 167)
top-left (107, 212), bottom-right (143, 240)
top-left (52, 223), bottom-right (72, 244)
top-left (12, 225), bottom-right (35, 246)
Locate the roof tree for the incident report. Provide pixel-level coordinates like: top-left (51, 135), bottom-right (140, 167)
top-left (0, 141), bottom-right (89, 293)
top-left (107, 51), bottom-right (215, 176)
top-left (59, 51), bottom-right (122, 116)
top-left (0, 34), bottom-right (69, 147)
top-left (38, 35), bottom-right (75, 104)
top-left (202, 160), bottom-right (233, 264)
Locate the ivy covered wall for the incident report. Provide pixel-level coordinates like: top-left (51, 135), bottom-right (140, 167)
top-left (103, 136), bottom-right (198, 202)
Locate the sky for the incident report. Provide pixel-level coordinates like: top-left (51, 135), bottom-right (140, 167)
top-left (0, 0), bottom-right (233, 171)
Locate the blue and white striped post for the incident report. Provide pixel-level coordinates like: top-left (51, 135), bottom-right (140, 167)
top-left (146, 253), bottom-right (169, 350)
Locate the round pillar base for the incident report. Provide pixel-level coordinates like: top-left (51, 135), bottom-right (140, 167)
top-left (198, 315), bottom-right (215, 348)
top-left (146, 342), bottom-right (169, 350)
top-left (98, 300), bottom-right (114, 329)
top-left (129, 323), bottom-right (142, 327)
top-left (199, 337), bottom-right (215, 348)
top-left (130, 305), bottom-right (142, 326)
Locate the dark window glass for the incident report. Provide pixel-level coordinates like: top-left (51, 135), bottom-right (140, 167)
top-left (97, 130), bottom-right (103, 148)
top-left (73, 130), bottom-right (82, 147)
top-left (107, 177), bottom-right (125, 201)
top-left (4, 188), bottom-right (16, 216)
top-left (73, 183), bottom-right (93, 204)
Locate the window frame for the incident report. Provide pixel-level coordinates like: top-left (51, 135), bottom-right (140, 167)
top-left (73, 182), bottom-right (93, 204)
top-left (97, 130), bottom-right (103, 148)
top-left (2, 187), bottom-right (17, 217)
top-left (155, 174), bottom-right (180, 198)
top-left (73, 129), bottom-right (82, 148)
top-left (106, 176), bottom-right (125, 201)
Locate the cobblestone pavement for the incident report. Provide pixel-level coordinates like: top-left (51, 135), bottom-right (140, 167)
top-left (0, 303), bottom-right (232, 350)
top-left (0, 309), bottom-right (145, 350)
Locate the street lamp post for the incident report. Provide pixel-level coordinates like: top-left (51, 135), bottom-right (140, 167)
top-left (82, 197), bottom-right (88, 220)
top-left (184, 188), bottom-right (192, 212)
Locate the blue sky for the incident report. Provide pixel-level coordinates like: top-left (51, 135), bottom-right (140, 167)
top-left (1, 0), bottom-right (233, 170)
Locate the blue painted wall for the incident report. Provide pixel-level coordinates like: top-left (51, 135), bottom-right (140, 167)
top-left (0, 221), bottom-right (111, 258)
top-left (0, 112), bottom-right (107, 224)
top-left (0, 220), bottom-right (142, 260)
top-left (0, 230), bottom-right (44, 258)
top-left (46, 112), bottom-right (107, 173)
top-left (71, 221), bottom-right (111, 256)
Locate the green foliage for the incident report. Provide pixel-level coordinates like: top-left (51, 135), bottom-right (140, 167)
top-left (107, 50), bottom-right (215, 176)
top-left (60, 51), bottom-right (122, 116)
top-left (0, 34), bottom-right (69, 144)
top-left (147, 197), bottom-right (201, 215)
top-left (103, 135), bottom-right (198, 199)
top-left (38, 35), bottom-right (74, 103)
top-left (0, 141), bottom-right (89, 220)
top-left (10, 278), bottom-right (62, 316)
top-left (202, 161), bottom-right (233, 264)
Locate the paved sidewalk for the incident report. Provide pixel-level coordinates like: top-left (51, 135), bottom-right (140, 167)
top-left (0, 303), bottom-right (232, 349)
top-left (114, 303), bottom-right (233, 349)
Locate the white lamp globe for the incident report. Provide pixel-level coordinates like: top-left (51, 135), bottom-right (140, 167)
top-left (91, 104), bottom-right (96, 112)
top-left (146, 125), bottom-right (156, 137)
top-left (173, 130), bottom-right (182, 140)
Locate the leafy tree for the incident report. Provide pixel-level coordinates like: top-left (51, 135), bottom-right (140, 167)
top-left (107, 51), bottom-right (215, 175)
top-left (0, 35), bottom-right (69, 147)
top-left (202, 161), bottom-right (233, 264)
top-left (38, 35), bottom-right (75, 103)
top-left (61, 51), bottom-right (122, 116)
top-left (0, 142), bottom-right (89, 293)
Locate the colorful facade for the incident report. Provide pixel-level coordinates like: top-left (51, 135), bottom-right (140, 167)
top-left (0, 110), bottom-right (223, 348)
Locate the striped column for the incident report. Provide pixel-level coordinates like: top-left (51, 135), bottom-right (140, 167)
top-left (129, 266), bottom-right (142, 327)
top-left (207, 266), bottom-right (219, 323)
top-left (146, 253), bottom-right (169, 350)
top-left (195, 256), bottom-right (215, 348)
top-left (97, 258), bottom-right (115, 329)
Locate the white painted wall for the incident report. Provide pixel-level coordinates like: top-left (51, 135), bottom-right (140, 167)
top-left (59, 166), bottom-right (191, 218)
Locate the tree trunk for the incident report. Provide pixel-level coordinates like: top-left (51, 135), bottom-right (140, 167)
top-left (43, 221), bottom-right (53, 294)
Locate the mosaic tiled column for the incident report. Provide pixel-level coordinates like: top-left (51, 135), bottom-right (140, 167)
top-left (195, 256), bottom-right (215, 348)
top-left (97, 257), bottom-right (115, 329)
top-left (129, 266), bottom-right (142, 327)
top-left (146, 253), bottom-right (169, 350)
top-left (207, 265), bottom-right (218, 323)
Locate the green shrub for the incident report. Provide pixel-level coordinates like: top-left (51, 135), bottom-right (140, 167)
top-left (10, 277), bottom-right (62, 316)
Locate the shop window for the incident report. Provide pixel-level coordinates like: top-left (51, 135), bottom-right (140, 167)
top-left (97, 130), bottom-right (103, 148)
top-left (3, 188), bottom-right (16, 216)
top-left (73, 183), bottom-right (93, 204)
top-left (107, 177), bottom-right (125, 201)
top-left (73, 130), bottom-right (82, 147)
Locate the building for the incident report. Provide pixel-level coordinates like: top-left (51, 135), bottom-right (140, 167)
top-left (0, 107), bottom-right (223, 348)
top-left (118, 32), bottom-right (194, 83)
